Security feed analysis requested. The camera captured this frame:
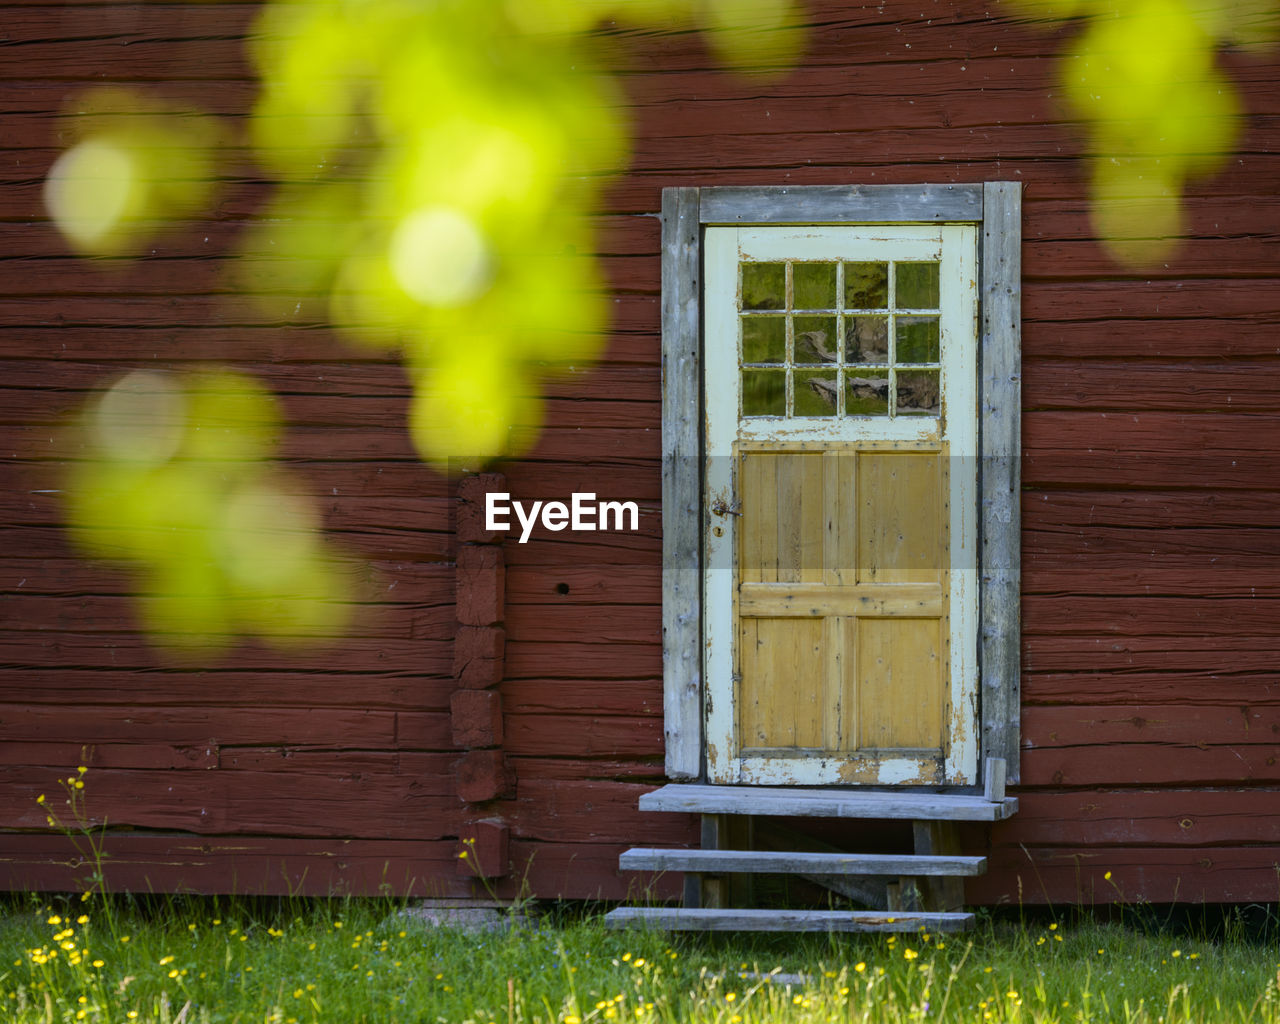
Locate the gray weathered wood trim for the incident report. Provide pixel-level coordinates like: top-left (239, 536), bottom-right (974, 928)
top-left (621, 848), bottom-right (987, 875)
top-left (699, 184), bottom-right (984, 225)
top-left (603, 907), bottom-right (975, 932)
top-left (661, 186), bottom-right (703, 781)
top-left (640, 783), bottom-right (1018, 821)
top-left (979, 181), bottom-right (1023, 783)
top-left (660, 183), bottom-right (1022, 788)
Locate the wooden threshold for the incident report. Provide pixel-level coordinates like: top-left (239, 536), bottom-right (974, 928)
top-left (604, 907), bottom-right (974, 932)
top-left (639, 784), bottom-right (1017, 821)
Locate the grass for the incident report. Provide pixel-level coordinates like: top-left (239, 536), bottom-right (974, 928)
top-left (2, 894), bottom-right (1280, 1024)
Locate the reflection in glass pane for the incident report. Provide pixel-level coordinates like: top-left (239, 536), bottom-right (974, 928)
top-left (742, 369), bottom-right (786, 416)
top-left (844, 262), bottom-right (888, 309)
top-left (794, 370), bottom-right (839, 416)
top-left (845, 369), bottom-right (890, 416)
top-left (896, 262), bottom-right (940, 309)
top-left (793, 316), bottom-right (838, 364)
top-left (897, 370), bottom-right (940, 416)
top-left (793, 263), bottom-right (836, 310)
top-left (742, 263), bottom-right (786, 310)
top-left (742, 316), bottom-right (786, 363)
top-left (845, 316), bottom-right (888, 364)
top-left (896, 316), bottom-right (940, 363)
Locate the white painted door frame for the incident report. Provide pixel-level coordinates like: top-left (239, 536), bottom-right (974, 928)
top-left (702, 223), bottom-right (980, 786)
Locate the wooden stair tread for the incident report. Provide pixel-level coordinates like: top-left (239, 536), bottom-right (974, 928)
top-left (639, 784), bottom-right (1017, 821)
top-left (620, 848), bottom-right (986, 875)
top-left (604, 907), bottom-right (974, 932)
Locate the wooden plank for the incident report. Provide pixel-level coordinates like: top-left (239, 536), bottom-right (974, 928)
top-left (0, 833), bottom-right (679, 901)
top-left (1022, 596), bottom-right (1280, 635)
top-left (971, 845), bottom-right (1280, 906)
top-left (660, 186), bottom-right (701, 781)
top-left (1025, 491), bottom-right (1280, 530)
top-left (0, 627), bottom-right (466, 686)
top-left (775, 453), bottom-right (807, 584)
top-left (993, 788), bottom-right (1280, 847)
top-left (856, 452), bottom-right (944, 584)
top-left (738, 617), bottom-right (824, 750)
top-left (1024, 670), bottom-right (1280, 706)
top-left (0, 595), bottom-right (455, 640)
top-left (603, 906), bottom-right (974, 932)
top-left (503, 604), bottom-right (659, 645)
top-left (857, 618), bottom-right (944, 750)
top-left (1024, 634), bottom-right (1280, 674)
top-left (1023, 451), bottom-right (1280, 490)
top-left (0, 833), bottom-right (473, 899)
top-left (979, 180), bottom-right (1022, 783)
top-left (1023, 360), bottom-right (1280, 413)
top-left (502, 715), bottom-right (664, 757)
top-left (505, 640), bottom-right (661, 679)
top-left (501, 679), bottom-right (663, 716)
top-left (0, 704), bottom-right (450, 749)
top-left (0, 667), bottom-right (450, 709)
top-left (502, 779), bottom-right (697, 845)
top-left (639, 783), bottom-right (1018, 821)
top-left (620, 848), bottom-right (986, 875)
top-left (700, 185), bottom-right (984, 224)
top-left (739, 582), bottom-right (943, 617)
top-left (1, 765), bottom-right (459, 838)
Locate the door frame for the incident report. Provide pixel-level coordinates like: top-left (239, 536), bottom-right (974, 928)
top-left (660, 183), bottom-right (1022, 791)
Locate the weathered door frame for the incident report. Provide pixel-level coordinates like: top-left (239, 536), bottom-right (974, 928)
top-left (661, 183), bottom-right (1022, 790)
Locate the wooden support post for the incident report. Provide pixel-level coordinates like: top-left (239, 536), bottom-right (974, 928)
top-left (983, 757), bottom-right (1007, 803)
top-left (912, 821), bottom-right (966, 912)
top-left (700, 814), bottom-right (727, 909)
top-left (887, 879), bottom-right (922, 913)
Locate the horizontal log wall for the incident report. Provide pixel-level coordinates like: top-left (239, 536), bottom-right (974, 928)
top-left (3, 0), bottom-right (1280, 903)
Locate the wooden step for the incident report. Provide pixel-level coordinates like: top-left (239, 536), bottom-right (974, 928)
top-left (620, 847), bottom-right (986, 876)
top-left (604, 907), bottom-right (974, 932)
top-left (639, 784), bottom-right (1017, 821)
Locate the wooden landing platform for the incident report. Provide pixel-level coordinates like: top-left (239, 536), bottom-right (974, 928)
top-left (604, 907), bottom-right (974, 932)
top-left (638, 784), bottom-right (1017, 822)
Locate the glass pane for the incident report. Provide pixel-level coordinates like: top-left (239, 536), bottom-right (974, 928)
top-left (845, 369), bottom-right (890, 416)
top-left (792, 263), bottom-right (836, 310)
top-left (741, 316), bottom-right (786, 363)
top-left (896, 316), bottom-right (940, 363)
top-left (896, 262), bottom-right (940, 309)
top-left (793, 316), bottom-right (838, 364)
top-left (845, 316), bottom-right (888, 364)
top-left (742, 369), bottom-right (786, 416)
top-left (844, 262), bottom-right (888, 309)
top-left (794, 370), bottom-right (838, 416)
top-left (897, 370), bottom-right (940, 415)
top-left (742, 262), bottom-right (786, 310)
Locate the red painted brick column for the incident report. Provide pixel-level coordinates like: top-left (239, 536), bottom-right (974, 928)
top-left (452, 473), bottom-right (512, 881)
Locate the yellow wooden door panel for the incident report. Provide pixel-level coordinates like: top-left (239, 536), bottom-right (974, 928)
top-left (738, 447), bottom-right (949, 766)
top-left (738, 616), bottom-right (826, 751)
top-left (855, 617), bottom-right (945, 751)
top-left (739, 452), bottom-right (777, 584)
top-left (856, 452), bottom-right (946, 585)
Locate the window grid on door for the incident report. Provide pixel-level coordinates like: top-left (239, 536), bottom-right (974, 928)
top-left (739, 259), bottom-right (942, 420)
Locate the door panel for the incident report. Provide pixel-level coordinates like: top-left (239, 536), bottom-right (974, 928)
top-left (703, 224), bottom-right (978, 786)
top-left (735, 448), bottom-right (950, 765)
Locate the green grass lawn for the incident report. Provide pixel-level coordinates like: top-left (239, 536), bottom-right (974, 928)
top-left (2, 894), bottom-right (1279, 1023)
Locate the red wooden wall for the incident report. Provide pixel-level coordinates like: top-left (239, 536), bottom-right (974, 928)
top-left (4, 0), bottom-right (1280, 904)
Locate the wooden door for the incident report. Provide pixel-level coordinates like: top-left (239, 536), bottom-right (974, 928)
top-left (704, 225), bottom-right (978, 786)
